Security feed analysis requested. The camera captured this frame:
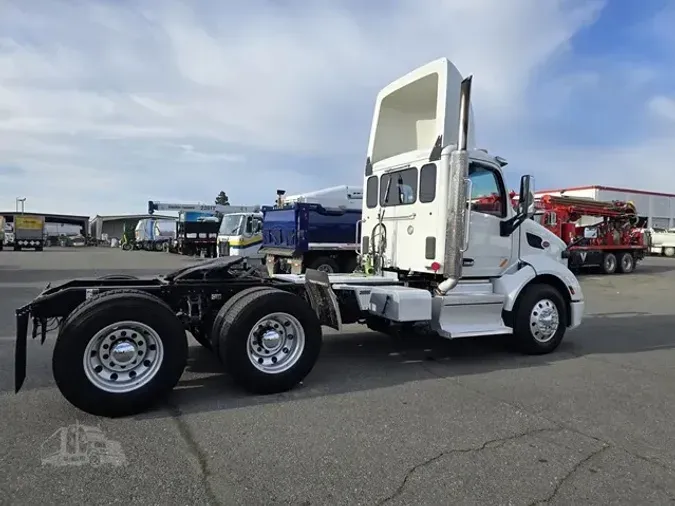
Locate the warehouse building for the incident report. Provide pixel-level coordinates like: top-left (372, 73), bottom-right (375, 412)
top-left (535, 185), bottom-right (675, 229)
top-left (89, 214), bottom-right (177, 242)
top-left (0, 212), bottom-right (89, 237)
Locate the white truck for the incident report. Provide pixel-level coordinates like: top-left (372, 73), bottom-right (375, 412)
top-left (216, 210), bottom-right (264, 259)
top-left (645, 227), bottom-right (675, 257)
top-left (147, 201), bottom-right (262, 258)
top-left (14, 57), bottom-right (586, 418)
top-left (276, 57), bottom-right (585, 350)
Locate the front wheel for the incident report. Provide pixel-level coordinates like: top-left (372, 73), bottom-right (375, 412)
top-left (512, 283), bottom-right (567, 355)
top-left (218, 289), bottom-right (322, 394)
top-left (53, 290), bottom-right (188, 417)
top-left (664, 247), bottom-right (675, 257)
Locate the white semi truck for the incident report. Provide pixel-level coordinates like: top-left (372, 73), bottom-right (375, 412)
top-left (14, 57), bottom-right (585, 417)
top-left (275, 57), bottom-right (585, 350)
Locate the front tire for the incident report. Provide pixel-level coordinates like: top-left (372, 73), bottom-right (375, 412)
top-left (218, 289), bottom-right (322, 394)
top-left (664, 247), bottom-right (675, 257)
top-left (512, 283), bottom-right (567, 355)
top-left (53, 290), bottom-right (188, 417)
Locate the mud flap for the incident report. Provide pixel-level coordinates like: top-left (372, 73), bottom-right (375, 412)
top-left (304, 269), bottom-right (342, 331)
top-left (15, 311), bottom-right (29, 393)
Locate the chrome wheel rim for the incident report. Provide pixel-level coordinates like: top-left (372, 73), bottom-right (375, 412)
top-left (83, 321), bottom-right (164, 393)
top-left (529, 299), bottom-right (560, 343)
top-left (247, 312), bottom-right (305, 374)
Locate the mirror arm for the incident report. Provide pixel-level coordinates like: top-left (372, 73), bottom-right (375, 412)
top-left (500, 212), bottom-right (528, 237)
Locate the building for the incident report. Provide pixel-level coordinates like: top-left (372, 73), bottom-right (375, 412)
top-left (89, 214), bottom-right (177, 241)
top-left (535, 185), bottom-right (675, 229)
top-left (0, 212), bottom-right (89, 237)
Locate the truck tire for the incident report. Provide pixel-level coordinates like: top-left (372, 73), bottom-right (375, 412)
top-left (664, 247), bottom-right (675, 257)
top-left (53, 290), bottom-right (188, 417)
top-left (511, 283), bottom-right (567, 355)
top-left (618, 252), bottom-right (634, 274)
top-left (602, 252), bottom-right (617, 274)
top-left (0, 242), bottom-right (3, 251)
top-left (218, 289), bottom-right (322, 394)
top-left (210, 286), bottom-right (280, 356)
top-left (306, 256), bottom-right (339, 273)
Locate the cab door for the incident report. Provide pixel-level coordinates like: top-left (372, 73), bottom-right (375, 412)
top-left (461, 162), bottom-right (516, 278)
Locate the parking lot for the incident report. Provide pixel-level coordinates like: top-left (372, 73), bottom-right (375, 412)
top-left (1, 248), bottom-right (674, 505)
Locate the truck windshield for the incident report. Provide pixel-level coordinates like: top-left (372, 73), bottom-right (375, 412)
top-left (219, 215), bottom-right (244, 235)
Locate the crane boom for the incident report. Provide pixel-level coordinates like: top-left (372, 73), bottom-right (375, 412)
top-left (536, 195), bottom-right (637, 219)
top-left (148, 201), bottom-right (261, 215)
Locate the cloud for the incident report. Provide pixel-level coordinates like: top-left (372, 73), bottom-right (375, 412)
top-left (0, 0), bottom-right (672, 217)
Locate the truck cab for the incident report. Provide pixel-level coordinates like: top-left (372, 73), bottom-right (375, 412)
top-left (287, 57), bottom-right (584, 352)
top-left (216, 212), bottom-right (264, 259)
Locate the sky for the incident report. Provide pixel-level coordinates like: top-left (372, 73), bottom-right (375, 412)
top-left (1, 0), bottom-right (675, 217)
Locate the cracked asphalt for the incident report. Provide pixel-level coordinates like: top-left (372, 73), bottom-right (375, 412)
top-left (1, 248), bottom-right (675, 505)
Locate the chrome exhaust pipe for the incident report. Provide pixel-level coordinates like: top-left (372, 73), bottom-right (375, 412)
top-left (438, 75), bottom-right (472, 295)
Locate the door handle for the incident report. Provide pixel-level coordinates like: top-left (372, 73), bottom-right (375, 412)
top-left (463, 258), bottom-right (474, 267)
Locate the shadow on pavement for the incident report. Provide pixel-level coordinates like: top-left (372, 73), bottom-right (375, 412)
top-left (576, 263), bottom-right (675, 277)
top-left (130, 313), bottom-right (675, 420)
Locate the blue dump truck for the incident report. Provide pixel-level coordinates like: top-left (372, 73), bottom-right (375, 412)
top-left (260, 185), bottom-right (362, 274)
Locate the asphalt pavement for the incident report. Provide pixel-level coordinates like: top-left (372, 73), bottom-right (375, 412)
top-left (1, 248), bottom-right (675, 505)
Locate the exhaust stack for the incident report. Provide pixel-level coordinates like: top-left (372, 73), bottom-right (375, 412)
top-left (438, 75), bottom-right (473, 295)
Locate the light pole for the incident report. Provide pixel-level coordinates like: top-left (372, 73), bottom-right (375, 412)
top-left (15, 197), bottom-right (26, 213)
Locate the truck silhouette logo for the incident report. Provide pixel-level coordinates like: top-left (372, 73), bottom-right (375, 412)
top-left (40, 421), bottom-right (127, 467)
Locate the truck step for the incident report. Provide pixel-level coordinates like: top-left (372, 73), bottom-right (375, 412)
top-left (431, 290), bottom-right (511, 339)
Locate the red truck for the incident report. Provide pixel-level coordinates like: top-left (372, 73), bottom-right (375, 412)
top-left (474, 192), bottom-right (648, 274)
top-left (533, 194), bottom-right (648, 274)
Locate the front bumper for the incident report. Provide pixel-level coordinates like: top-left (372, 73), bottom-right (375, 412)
top-left (569, 300), bottom-right (584, 330)
top-left (217, 240), bottom-right (230, 257)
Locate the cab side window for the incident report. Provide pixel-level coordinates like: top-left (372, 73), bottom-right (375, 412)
top-left (468, 164), bottom-right (507, 217)
top-left (252, 217), bottom-right (262, 234)
top-left (245, 216), bottom-right (253, 234)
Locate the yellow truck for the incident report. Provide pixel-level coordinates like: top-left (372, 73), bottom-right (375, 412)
top-left (14, 215), bottom-right (45, 251)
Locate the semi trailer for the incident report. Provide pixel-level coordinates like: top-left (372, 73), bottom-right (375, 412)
top-left (13, 215), bottom-right (45, 251)
top-left (14, 58), bottom-right (584, 418)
